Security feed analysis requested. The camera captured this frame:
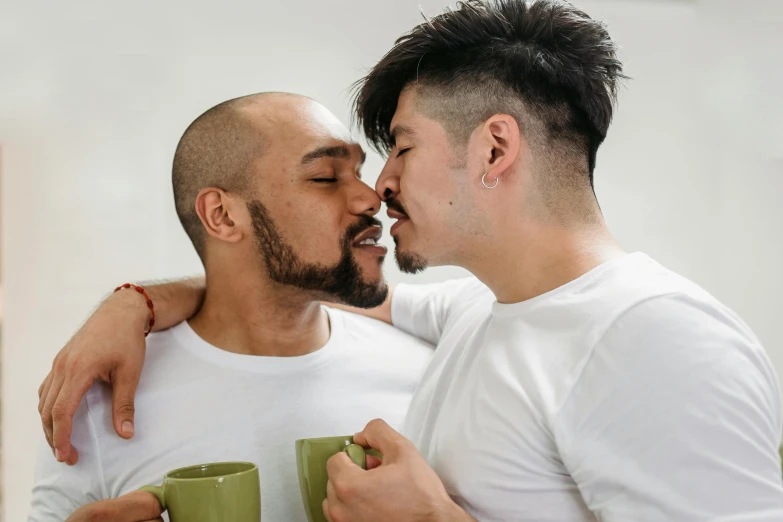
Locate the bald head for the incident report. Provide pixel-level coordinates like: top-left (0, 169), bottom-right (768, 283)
top-left (172, 92), bottom-right (308, 262)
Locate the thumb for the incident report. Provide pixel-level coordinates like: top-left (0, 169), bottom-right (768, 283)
top-left (353, 419), bottom-right (409, 461)
top-left (111, 365), bottom-right (140, 440)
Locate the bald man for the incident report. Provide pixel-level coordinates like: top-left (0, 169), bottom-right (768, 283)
top-left (28, 93), bottom-right (433, 522)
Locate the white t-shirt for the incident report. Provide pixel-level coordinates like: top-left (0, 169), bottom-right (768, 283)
top-left (392, 253), bottom-right (783, 522)
top-left (29, 306), bottom-right (433, 522)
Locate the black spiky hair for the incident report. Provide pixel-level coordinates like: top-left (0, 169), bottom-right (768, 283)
top-left (354, 0), bottom-right (626, 179)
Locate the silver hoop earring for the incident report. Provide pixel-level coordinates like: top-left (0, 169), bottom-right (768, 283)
top-left (482, 172), bottom-right (499, 189)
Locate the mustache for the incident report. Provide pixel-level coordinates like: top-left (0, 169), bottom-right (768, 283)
top-left (345, 214), bottom-right (383, 242)
top-left (384, 198), bottom-right (409, 217)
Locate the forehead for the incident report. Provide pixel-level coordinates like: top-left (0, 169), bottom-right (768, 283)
top-left (390, 87), bottom-right (420, 130)
top-left (247, 98), bottom-right (358, 159)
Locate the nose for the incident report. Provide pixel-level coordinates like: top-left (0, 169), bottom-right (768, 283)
top-left (348, 178), bottom-right (382, 217)
top-left (375, 156), bottom-right (400, 202)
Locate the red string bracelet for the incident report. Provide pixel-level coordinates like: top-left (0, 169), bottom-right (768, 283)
top-left (113, 283), bottom-right (156, 337)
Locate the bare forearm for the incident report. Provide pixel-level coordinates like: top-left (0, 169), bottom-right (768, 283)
top-left (324, 285), bottom-right (395, 325)
top-left (143, 276), bottom-right (206, 331)
top-left (109, 276), bottom-right (206, 332)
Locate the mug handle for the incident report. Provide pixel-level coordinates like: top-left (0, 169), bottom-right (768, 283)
top-left (139, 485), bottom-right (166, 510)
top-left (344, 444), bottom-right (383, 469)
top-left (344, 444), bottom-right (366, 469)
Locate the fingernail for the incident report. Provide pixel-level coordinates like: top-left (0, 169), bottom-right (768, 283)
top-left (55, 449), bottom-right (62, 461)
top-left (122, 421), bottom-right (134, 435)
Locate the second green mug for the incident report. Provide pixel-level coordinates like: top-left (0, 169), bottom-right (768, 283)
top-left (140, 461), bottom-right (261, 522)
top-left (295, 436), bottom-right (381, 522)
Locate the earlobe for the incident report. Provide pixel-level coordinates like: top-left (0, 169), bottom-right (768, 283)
top-left (482, 114), bottom-right (522, 183)
top-left (481, 171), bottom-right (499, 189)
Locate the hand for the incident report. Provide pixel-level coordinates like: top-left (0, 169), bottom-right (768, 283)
top-left (323, 419), bottom-right (474, 522)
top-left (65, 491), bottom-right (163, 522)
top-left (38, 289), bottom-right (151, 465)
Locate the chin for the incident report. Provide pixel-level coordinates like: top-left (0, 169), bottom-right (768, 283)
top-left (345, 280), bottom-right (389, 308)
top-left (394, 247), bottom-right (429, 274)
top-left (359, 270), bottom-right (385, 287)
top-left (357, 259), bottom-right (384, 279)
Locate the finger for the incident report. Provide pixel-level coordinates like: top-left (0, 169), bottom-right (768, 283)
top-left (326, 452), bottom-right (363, 484)
top-left (111, 365), bottom-right (141, 440)
top-left (52, 374), bottom-right (94, 465)
top-left (322, 498), bottom-right (334, 522)
top-left (38, 372), bottom-right (53, 406)
top-left (39, 372), bottom-right (54, 417)
top-left (353, 418), bottom-right (407, 460)
top-left (41, 419), bottom-right (55, 456)
top-left (41, 374), bottom-right (65, 461)
top-left (65, 446), bottom-right (80, 466)
top-left (326, 479), bottom-right (336, 502)
top-left (366, 454), bottom-right (382, 470)
top-left (39, 374), bottom-right (56, 453)
top-left (115, 490), bottom-right (164, 520)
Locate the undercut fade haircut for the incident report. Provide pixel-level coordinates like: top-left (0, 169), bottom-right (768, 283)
top-left (172, 94), bottom-right (270, 262)
top-left (354, 0), bottom-right (626, 184)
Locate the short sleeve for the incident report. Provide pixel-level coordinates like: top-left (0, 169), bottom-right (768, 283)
top-left (391, 277), bottom-right (487, 345)
top-left (554, 294), bottom-right (783, 521)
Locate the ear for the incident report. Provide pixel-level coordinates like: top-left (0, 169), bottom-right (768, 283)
top-left (477, 114), bottom-right (523, 183)
top-left (194, 187), bottom-right (245, 246)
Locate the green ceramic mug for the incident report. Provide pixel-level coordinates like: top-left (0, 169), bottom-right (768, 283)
top-left (139, 461), bottom-right (261, 522)
top-left (295, 436), bottom-right (381, 522)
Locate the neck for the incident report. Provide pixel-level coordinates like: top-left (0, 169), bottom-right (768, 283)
top-left (462, 214), bottom-right (626, 304)
top-left (188, 265), bottom-right (330, 357)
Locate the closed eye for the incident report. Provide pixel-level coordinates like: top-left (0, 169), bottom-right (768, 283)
top-left (312, 178), bottom-right (338, 183)
top-left (396, 148), bottom-right (411, 158)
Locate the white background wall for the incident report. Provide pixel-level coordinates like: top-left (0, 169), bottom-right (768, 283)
top-left (2, 0), bottom-right (781, 520)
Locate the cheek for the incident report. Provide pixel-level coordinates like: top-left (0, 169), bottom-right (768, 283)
top-left (403, 158), bottom-right (457, 211)
top-left (408, 163), bottom-right (464, 228)
top-left (273, 198), bottom-right (346, 256)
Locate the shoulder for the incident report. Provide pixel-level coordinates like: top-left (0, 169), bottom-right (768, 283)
top-left (554, 289), bottom-right (783, 510)
top-left (571, 290), bottom-right (780, 432)
top-left (397, 276), bottom-right (490, 299)
top-left (557, 256), bottom-right (780, 426)
top-left (327, 305), bottom-right (434, 373)
top-left (329, 306), bottom-right (432, 348)
top-left (84, 321), bottom-right (197, 421)
top-left (395, 276), bottom-right (493, 314)
top-left (600, 289), bottom-right (765, 367)
top-left (560, 253), bottom-right (761, 352)
top-left (143, 321), bottom-right (190, 363)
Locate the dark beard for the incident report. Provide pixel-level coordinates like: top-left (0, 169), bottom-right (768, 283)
top-left (248, 200), bottom-right (388, 308)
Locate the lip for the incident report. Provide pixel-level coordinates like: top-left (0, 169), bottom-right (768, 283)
top-left (386, 209), bottom-right (408, 220)
top-left (354, 243), bottom-right (388, 257)
top-left (390, 217), bottom-right (409, 235)
top-left (351, 225), bottom-right (383, 247)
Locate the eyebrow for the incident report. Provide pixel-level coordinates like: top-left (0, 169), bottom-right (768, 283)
top-left (390, 125), bottom-right (416, 147)
top-left (301, 145), bottom-right (366, 165)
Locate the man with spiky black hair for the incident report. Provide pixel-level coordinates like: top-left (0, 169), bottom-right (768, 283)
top-left (322, 1), bottom-right (783, 520)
